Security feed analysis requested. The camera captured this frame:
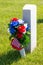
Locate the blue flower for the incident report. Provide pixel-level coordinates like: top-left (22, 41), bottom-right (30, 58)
top-left (9, 27), bottom-right (16, 34)
top-left (10, 21), bottom-right (19, 27)
top-left (9, 21), bottom-right (19, 34)
top-left (26, 25), bottom-right (30, 31)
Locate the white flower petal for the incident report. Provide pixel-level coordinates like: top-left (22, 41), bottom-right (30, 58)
top-left (24, 23), bottom-right (27, 28)
top-left (18, 19), bottom-right (24, 24)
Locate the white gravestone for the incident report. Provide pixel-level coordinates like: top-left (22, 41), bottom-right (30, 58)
top-left (23, 4), bottom-right (37, 52)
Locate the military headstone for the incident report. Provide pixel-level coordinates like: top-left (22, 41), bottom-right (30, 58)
top-left (23, 4), bottom-right (37, 52)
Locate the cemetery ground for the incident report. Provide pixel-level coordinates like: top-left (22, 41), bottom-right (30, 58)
top-left (0, 0), bottom-right (43, 65)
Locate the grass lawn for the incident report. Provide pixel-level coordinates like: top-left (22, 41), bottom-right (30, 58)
top-left (0, 0), bottom-right (43, 65)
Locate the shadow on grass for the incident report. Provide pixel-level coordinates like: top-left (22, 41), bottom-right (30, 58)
top-left (0, 50), bottom-right (21, 65)
top-left (37, 19), bottom-right (43, 23)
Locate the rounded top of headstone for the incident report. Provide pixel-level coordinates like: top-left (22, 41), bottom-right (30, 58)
top-left (23, 4), bottom-right (36, 10)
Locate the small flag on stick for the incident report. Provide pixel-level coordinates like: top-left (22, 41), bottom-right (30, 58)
top-left (11, 38), bottom-right (22, 50)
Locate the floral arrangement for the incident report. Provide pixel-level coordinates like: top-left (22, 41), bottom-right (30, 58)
top-left (8, 18), bottom-right (30, 50)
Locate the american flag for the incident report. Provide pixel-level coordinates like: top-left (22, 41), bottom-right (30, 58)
top-left (11, 38), bottom-right (21, 48)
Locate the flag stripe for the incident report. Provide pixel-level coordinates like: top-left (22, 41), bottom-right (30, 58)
top-left (12, 38), bottom-right (21, 48)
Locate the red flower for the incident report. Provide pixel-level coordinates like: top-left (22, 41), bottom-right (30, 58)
top-left (17, 32), bottom-right (23, 39)
top-left (17, 25), bottom-right (26, 33)
top-left (11, 18), bottom-right (18, 21)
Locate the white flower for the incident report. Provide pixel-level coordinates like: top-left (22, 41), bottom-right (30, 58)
top-left (18, 19), bottom-right (24, 24)
top-left (24, 23), bottom-right (27, 28)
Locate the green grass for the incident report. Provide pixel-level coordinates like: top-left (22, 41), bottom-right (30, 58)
top-left (0, 0), bottom-right (43, 65)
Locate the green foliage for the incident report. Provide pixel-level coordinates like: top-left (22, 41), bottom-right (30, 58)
top-left (18, 33), bottom-right (30, 47)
